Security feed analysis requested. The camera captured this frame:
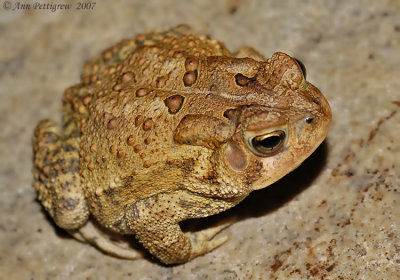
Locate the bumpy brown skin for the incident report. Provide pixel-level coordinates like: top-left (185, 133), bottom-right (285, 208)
top-left (32, 27), bottom-right (331, 264)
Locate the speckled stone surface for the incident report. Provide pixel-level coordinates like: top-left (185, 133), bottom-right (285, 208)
top-left (1, 0), bottom-right (399, 279)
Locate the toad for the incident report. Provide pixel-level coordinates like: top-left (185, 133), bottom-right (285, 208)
top-left (33, 26), bottom-right (331, 264)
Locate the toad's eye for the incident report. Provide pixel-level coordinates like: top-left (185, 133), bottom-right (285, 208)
top-left (294, 58), bottom-right (307, 79)
top-left (248, 130), bottom-right (286, 156)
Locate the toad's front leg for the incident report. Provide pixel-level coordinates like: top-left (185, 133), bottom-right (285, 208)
top-left (127, 191), bottom-right (233, 264)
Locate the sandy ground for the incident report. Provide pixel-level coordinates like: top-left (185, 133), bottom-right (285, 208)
top-left (1, 0), bottom-right (399, 279)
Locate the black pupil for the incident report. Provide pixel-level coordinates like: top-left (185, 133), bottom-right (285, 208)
top-left (254, 135), bottom-right (282, 149)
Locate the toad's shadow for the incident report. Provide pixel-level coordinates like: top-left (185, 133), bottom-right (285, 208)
top-left (182, 140), bottom-right (329, 230)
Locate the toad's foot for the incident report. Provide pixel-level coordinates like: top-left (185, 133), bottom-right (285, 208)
top-left (69, 221), bottom-right (142, 260)
top-left (185, 223), bottom-right (231, 261)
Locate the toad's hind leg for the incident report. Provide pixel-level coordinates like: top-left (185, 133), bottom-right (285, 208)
top-left (69, 221), bottom-right (142, 259)
top-left (32, 119), bottom-right (89, 230)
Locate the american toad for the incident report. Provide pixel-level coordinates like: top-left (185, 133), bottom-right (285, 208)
top-left (32, 26), bottom-right (331, 264)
